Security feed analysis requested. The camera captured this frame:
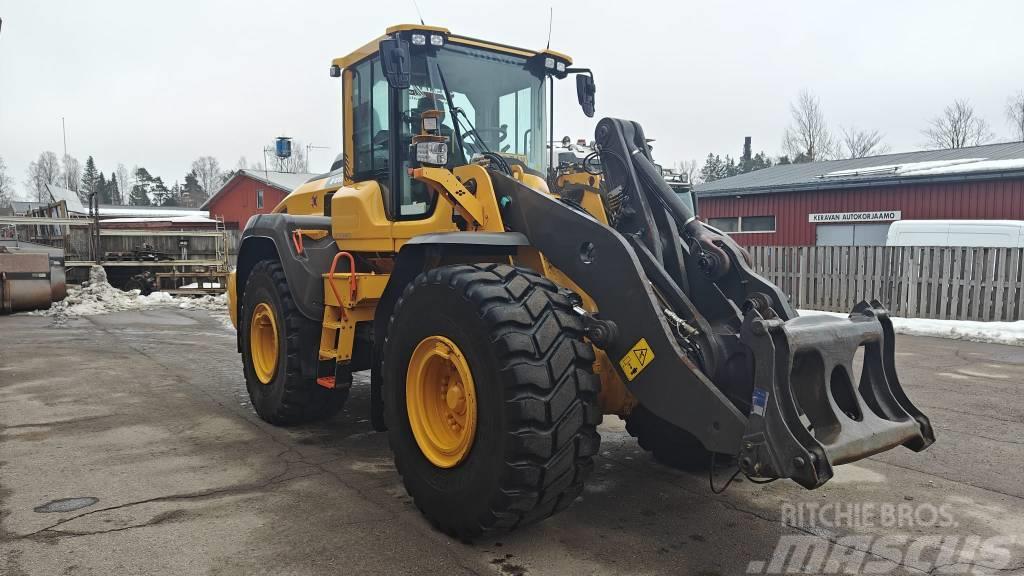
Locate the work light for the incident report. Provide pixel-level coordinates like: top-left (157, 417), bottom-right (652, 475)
top-left (430, 34), bottom-right (444, 46)
top-left (416, 141), bottom-right (448, 166)
top-left (411, 33), bottom-right (427, 46)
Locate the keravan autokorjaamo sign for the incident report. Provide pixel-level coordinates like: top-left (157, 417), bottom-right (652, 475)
top-left (808, 211), bottom-right (902, 223)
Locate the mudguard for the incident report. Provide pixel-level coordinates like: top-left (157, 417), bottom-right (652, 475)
top-left (236, 213), bottom-right (336, 322)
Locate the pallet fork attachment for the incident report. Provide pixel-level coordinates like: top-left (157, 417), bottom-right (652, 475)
top-left (739, 301), bottom-right (935, 488)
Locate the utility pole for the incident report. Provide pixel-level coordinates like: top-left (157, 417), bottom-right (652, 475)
top-left (62, 117), bottom-right (69, 190)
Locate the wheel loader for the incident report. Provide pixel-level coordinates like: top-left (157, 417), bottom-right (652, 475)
top-left (228, 24), bottom-right (934, 538)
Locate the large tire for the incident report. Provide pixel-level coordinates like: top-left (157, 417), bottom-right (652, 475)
top-left (383, 263), bottom-right (601, 539)
top-left (625, 404), bottom-right (712, 471)
top-left (240, 260), bottom-right (347, 425)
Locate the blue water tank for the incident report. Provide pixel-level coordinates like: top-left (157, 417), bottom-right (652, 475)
top-left (275, 137), bottom-right (292, 159)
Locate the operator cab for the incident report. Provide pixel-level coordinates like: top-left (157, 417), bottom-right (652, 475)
top-left (328, 25), bottom-right (596, 221)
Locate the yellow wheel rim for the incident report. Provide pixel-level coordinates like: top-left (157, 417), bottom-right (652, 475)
top-left (250, 302), bottom-right (279, 384)
top-left (406, 335), bottom-right (477, 468)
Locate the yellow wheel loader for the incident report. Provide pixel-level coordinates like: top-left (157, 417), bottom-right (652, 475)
top-left (228, 25), bottom-right (934, 538)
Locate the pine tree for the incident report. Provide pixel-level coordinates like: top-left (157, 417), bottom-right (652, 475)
top-left (81, 156), bottom-right (100, 199)
top-left (699, 153), bottom-right (725, 183)
top-left (97, 173), bottom-right (109, 204)
top-left (151, 176), bottom-right (171, 206)
top-left (724, 155), bottom-right (740, 178)
top-left (129, 167), bottom-right (153, 206)
top-left (751, 152), bottom-right (773, 171)
top-left (163, 182), bottom-right (181, 207)
top-left (182, 171), bottom-right (203, 207)
top-left (108, 173), bottom-right (121, 205)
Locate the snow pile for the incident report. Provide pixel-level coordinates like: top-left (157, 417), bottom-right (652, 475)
top-left (798, 309), bottom-right (1024, 347)
top-left (176, 293), bottom-right (228, 311)
top-left (33, 265), bottom-right (229, 324)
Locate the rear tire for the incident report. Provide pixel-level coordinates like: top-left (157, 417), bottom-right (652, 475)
top-left (625, 404), bottom-right (713, 471)
top-left (383, 263), bottom-right (601, 539)
top-left (240, 260), bottom-right (347, 425)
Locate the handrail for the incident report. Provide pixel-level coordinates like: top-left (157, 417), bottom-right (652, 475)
top-left (326, 251), bottom-right (357, 320)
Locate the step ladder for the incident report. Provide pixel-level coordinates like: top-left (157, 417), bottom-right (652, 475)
top-left (214, 215), bottom-right (227, 268)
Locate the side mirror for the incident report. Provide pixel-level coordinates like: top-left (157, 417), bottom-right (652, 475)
top-left (576, 74), bottom-right (596, 118)
top-left (379, 36), bottom-right (411, 89)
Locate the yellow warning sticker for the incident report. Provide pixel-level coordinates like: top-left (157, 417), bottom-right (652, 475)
top-left (619, 338), bottom-right (655, 382)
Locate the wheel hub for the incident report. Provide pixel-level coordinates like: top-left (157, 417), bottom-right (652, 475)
top-left (250, 302), bottom-right (279, 384)
top-left (406, 335), bottom-right (477, 468)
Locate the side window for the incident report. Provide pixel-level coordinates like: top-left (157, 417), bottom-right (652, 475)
top-left (351, 57), bottom-right (388, 177)
top-left (498, 87), bottom-right (531, 159)
top-left (256, 189), bottom-right (264, 209)
top-left (708, 217), bottom-right (739, 233)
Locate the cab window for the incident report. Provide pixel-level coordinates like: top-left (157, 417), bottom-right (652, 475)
top-left (350, 56), bottom-right (389, 179)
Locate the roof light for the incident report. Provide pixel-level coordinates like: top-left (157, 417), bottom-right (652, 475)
top-left (556, 61), bottom-right (566, 73)
top-left (411, 33), bottom-right (427, 46)
top-left (430, 34), bottom-right (444, 46)
top-left (544, 57), bottom-right (555, 69)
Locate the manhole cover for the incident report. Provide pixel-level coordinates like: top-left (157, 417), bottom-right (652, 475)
top-left (33, 497), bottom-right (99, 513)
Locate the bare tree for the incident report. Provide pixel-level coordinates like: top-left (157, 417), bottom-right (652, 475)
top-left (840, 126), bottom-right (891, 159)
top-left (1007, 90), bottom-right (1024, 142)
top-left (191, 156), bottom-right (223, 201)
top-left (922, 99), bottom-right (994, 149)
top-left (116, 163), bottom-right (131, 205)
top-left (0, 156), bottom-right (13, 208)
top-left (677, 159), bottom-right (701, 184)
top-left (61, 154), bottom-right (81, 197)
top-left (25, 151), bottom-right (62, 202)
top-left (782, 90), bottom-right (836, 162)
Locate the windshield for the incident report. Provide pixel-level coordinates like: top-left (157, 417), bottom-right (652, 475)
top-left (348, 43), bottom-right (549, 218)
top-left (670, 183), bottom-right (695, 214)
top-left (408, 44), bottom-right (547, 173)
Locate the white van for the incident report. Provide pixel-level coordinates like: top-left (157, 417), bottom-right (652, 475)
top-left (885, 220), bottom-right (1024, 247)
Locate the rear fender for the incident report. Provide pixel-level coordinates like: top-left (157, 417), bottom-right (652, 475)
top-left (235, 214), bottom-right (336, 322)
top-left (234, 214), bottom-right (336, 360)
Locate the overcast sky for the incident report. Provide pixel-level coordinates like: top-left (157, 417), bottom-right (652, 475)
top-left (2, 0), bottom-right (1023, 198)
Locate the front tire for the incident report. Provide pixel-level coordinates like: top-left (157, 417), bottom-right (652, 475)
top-left (625, 404), bottom-right (712, 471)
top-left (383, 264), bottom-right (601, 539)
top-left (240, 260), bottom-right (347, 425)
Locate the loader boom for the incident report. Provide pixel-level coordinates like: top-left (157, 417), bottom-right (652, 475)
top-left (500, 117), bottom-right (935, 486)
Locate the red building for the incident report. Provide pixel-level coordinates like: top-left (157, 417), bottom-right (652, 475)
top-left (202, 170), bottom-right (316, 229)
top-left (695, 142), bottom-right (1024, 246)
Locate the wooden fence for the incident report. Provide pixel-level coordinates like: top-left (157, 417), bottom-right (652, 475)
top-left (748, 245), bottom-right (1024, 321)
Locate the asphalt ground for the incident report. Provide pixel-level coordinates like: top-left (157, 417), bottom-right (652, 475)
top-left (1, 309), bottom-right (1022, 575)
